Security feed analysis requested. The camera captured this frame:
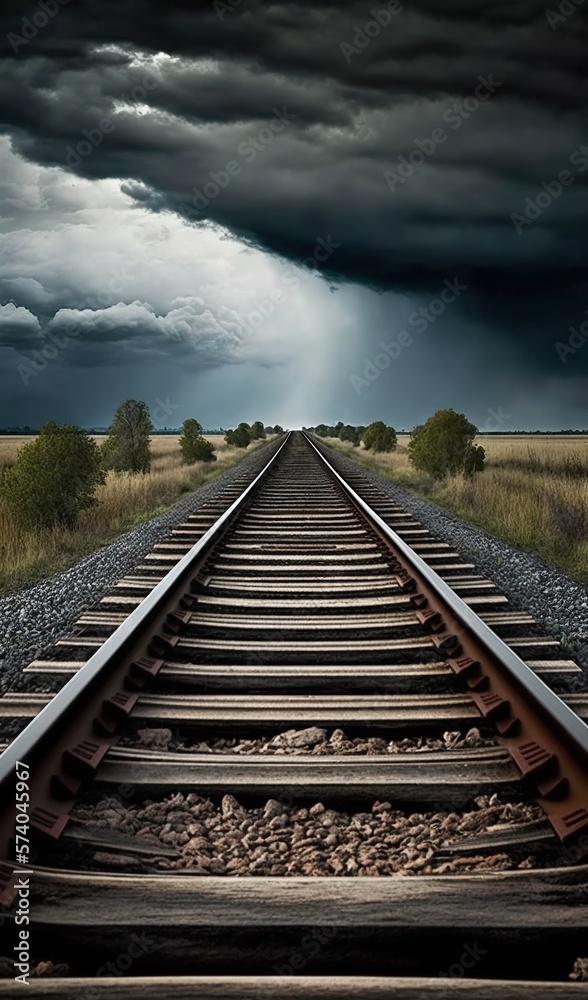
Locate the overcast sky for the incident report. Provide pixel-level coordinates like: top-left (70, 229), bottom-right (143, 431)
top-left (1, 0), bottom-right (587, 430)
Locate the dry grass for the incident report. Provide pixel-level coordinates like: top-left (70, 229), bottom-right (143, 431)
top-left (5, 429), bottom-right (588, 593)
top-left (0, 436), bottom-right (34, 479)
top-left (0, 434), bottom-right (269, 595)
top-left (323, 434), bottom-right (588, 583)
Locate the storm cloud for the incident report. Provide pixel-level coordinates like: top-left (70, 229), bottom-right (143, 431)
top-left (1, 0), bottom-right (587, 428)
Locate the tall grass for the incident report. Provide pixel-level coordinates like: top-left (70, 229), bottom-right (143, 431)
top-left (324, 435), bottom-right (588, 583)
top-left (486, 441), bottom-right (588, 479)
top-left (0, 435), bottom-right (267, 595)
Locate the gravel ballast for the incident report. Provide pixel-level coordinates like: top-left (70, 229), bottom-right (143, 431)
top-left (128, 725), bottom-right (497, 755)
top-left (325, 445), bottom-right (588, 673)
top-left (0, 441), bottom-right (279, 693)
top-left (2, 434), bottom-right (587, 692)
top-left (70, 790), bottom-right (543, 876)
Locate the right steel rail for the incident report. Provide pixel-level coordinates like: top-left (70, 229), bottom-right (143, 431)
top-left (305, 432), bottom-right (588, 849)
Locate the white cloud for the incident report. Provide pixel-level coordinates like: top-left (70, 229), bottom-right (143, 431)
top-left (0, 137), bottom-right (354, 416)
top-left (0, 302), bottom-right (42, 348)
top-left (46, 295), bottom-right (248, 365)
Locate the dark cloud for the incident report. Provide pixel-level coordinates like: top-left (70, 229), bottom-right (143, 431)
top-left (0, 0), bottom-right (588, 424)
top-left (0, 301), bottom-right (42, 348)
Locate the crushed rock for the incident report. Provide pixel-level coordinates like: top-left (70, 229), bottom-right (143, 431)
top-left (71, 791), bottom-right (542, 877)
top-left (127, 726), bottom-right (497, 755)
top-left (570, 958), bottom-right (588, 982)
top-left (135, 728), bottom-right (174, 750)
top-left (0, 959), bottom-right (70, 979)
top-left (32, 961), bottom-right (70, 978)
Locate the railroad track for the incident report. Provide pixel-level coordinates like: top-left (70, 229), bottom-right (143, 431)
top-left (1, 430), bottom-right (588, 996)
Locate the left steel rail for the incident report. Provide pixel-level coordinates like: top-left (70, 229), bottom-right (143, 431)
top-left (0, 433), bottom-right (291, 870)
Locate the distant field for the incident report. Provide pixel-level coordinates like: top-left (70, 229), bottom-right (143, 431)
top-left (0, 433), bottom-right (230, 469)
top-left (3, 431), bottom-right (588, 593)
top-left (324, 434), bottom-right (588, 583)
top-left (0, 433), bottom-right (268, 596)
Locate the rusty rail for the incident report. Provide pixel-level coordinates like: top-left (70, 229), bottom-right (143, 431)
top-left (305, 432), bottom-right (588, 848)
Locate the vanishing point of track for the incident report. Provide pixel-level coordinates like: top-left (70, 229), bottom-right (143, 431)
top-left (1, 431), bottom-right (588, 996)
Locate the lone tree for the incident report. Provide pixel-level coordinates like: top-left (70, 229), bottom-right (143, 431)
top-left (408, 409), bottom-right (485, 479)
top-left (250, 421), bottom-right (266, 440)
top-left (2, 423), bottom-right (105, 529)
top-left (362, 421), bottom-right (397, 452)
top-left (102, 399), bottom-right (153, 473)
top-left (272, 424), bottom-right (284, 435)
top-left (179, 418), bottom-right (216, 464)
top-left (225, 424), bottom-right (251, 448)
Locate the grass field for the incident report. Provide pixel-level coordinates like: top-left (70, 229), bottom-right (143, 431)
top-left (3, 431), bottom-right (588, 594)
top-left (0, 434), bottom-right (270, 596)
top-left (322, 434), bottom-right (588, 584)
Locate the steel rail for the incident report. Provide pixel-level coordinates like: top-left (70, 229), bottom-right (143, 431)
top-left (0, 432), bottom-right (292, 789)
top-left (304, 432), bottom-right (588, 764)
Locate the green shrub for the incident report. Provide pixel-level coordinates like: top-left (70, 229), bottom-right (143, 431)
top-left (2, 422), bottom-right (105, 529)
top-left (250, 421), bottom-right (266, 439)
top-left (189, 437), bottom-right (216, 462)
top-left (225, 426), bottom-right (251, 448)
top-left (408, 408), bottom-right (485, 479)
top-left (179, 418), bottom-right (216, 464)
top-left (362, 421), bottom-right (397, 452)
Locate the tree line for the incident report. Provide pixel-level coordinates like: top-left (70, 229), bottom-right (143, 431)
top-left (1, 399), bottom-right (282, 532)
top-left (224, 422), bottom-right (283, 448)
top-left (306, 409), bottom-right (485, 478)
top-left (304, 420), bottom-right (397, 451)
